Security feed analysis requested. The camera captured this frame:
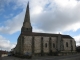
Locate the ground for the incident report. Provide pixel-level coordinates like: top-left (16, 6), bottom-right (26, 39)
top-left (0, 53), bottom-right (80, 60)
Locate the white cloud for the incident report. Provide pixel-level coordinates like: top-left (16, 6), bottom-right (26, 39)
top-left (0, 0), bottom-right (80, 50)
top-left (54, 0), bottom-right (77, 7)
top-left (74, 35), bottom-right (80, 46)
top-left (64, 23), bottom-right (80, 32)
top-left (33, 27), bottom-right (44, 33)
top-left (0, 35), bottom-right (16, 51)
top-left (31, 0), bottom-right (80, 33)
top-left (0, 0), bottom-right (80, 34)
top-left (31, 6), bottom-right (43, 15)
top-left (0, 9), bottom-right (26, 34)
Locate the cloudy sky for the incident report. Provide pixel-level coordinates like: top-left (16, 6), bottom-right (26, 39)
top-left (0, 0), bottom-right (80, 51)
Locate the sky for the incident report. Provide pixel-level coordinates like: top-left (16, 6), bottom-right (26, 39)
top-left (0, 0), bottom-right (80, 51)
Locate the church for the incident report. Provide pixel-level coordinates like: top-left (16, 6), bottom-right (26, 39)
top-left (13, 2), bottom-right (76, 56)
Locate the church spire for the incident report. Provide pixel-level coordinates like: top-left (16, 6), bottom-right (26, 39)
top-left (21, 2), bottom-right (32, 33)
top-left (24, 1), bottom-right (30, 23)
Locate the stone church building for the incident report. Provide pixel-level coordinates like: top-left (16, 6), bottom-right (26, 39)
top-left (13, 2), bottom-right (76, 56)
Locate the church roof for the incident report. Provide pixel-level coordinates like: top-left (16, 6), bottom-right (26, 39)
top-left (61, 35), bottom-right (73, 39)
top-left (21, 32), bottom-right (73, 39)
top-left (21, 32), bottom-right (59, 37)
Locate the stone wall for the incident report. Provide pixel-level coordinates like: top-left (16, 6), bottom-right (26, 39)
top-left (72, 39), bottom-right (76, 51)
top-left (16, 35), bottom-right (76, 56)
top-left (43, 37), bottom-right (49, 53)
top-left (51, 37), bottom-right (57, 52)
top-left (22, 36), bottom-right (58, 54)
top-left (15, 36), bottom-right (22, 54)
top-left (23, 36), bottom-right (32, 54)
top-left (63, 38), bottom-right (71, 51)
top-left (34, 36), bottom-right (41, 53)
top-left (63, 38), bottom-right (76, 52)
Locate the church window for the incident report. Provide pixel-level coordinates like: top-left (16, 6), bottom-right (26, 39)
top-left (45, 43), bottom-right (47, 48)
top-left (53, 43), bottom-right (55, 48)
top-left (66, 42), bottom-right (68, 47)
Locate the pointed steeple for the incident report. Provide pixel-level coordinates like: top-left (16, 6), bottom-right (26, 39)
top-left (21, 2), bottom-right (32, 34)
top-left (24, 1), bottom-right (30, 23)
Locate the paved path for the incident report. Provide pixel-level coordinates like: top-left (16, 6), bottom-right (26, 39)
top-left (0, 53), bottom-right (80, 60)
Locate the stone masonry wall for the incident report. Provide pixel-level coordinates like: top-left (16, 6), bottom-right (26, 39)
top-left (43, 37), bottom-right (49, 53)
top-left (22, 36), bottom-right (58, 54)
top-left (23, 36), bottom-right (32, 54)
top-left (72, 39), bottom-right (76, 51)
top-left (34, 36), bottom-right (41, 53)
top-left (21, 35), bottom-right (76, 55)
top-left (51, 37), bottom-right (57, 52)
top-left (63, 38), bottom-right (71, 51)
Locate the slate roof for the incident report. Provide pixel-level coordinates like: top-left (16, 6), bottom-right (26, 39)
top-left (61, 35), bottom-right (73, 39)
top-left (21, 32), bottom-right (60, 37)
top-left (21, 32), bottom-right (73, 39)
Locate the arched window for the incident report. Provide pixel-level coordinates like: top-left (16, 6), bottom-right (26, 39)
top-left (53, 43), bottom-right (55, 48)
top-left (45, 43), bottom-right (47, 48)
top-left (66, 42), bottom-right (68, 47)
